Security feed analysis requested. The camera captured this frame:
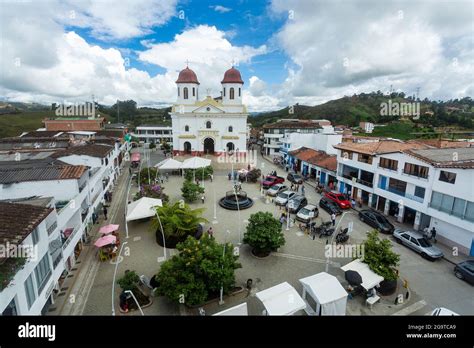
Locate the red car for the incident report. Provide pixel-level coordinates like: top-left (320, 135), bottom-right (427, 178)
top-left (324, 192), bottom-right (351, 209)
top-left (262, 175), bottom-right (285, 189)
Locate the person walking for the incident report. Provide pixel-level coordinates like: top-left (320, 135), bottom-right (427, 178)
top-left (430, 227), bottom-right (437, 243)
top-left (103, 206), bottom-right (108, 220)
top-left (201, 195), bottom-right (205, 204)
top-left (210, 174), bottom-right (213, 182)
top-left (279, 213), bottom-right (286, 227)
top-left (301, 185), bottom-right (305, 196)
top-left (331, 212), bottom-right (336, 227)
top-left (207, 227), bottom-right (214, 238)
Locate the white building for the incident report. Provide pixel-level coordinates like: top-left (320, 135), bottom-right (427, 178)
top-left (133, 125), bottom-right (173, 145)
top-left (359, 122), bottom-right (375, 133)
top-left (333, 140), bottom-right (474, 255)
top-left (171, 66), bottom-right (248, 156)
top-left (262, 119), bottom-right (331, 157)
top-left (0, 141), bottom-right (127, 314)
top-left (281, 131), bottom-right (342, 156)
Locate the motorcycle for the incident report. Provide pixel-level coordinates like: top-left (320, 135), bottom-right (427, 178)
top-left (317, 221), bottom-right (335, 238)
top-left (335, 227), bottom-right (349, 244)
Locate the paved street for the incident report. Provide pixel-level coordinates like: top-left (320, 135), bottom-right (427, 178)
top-left (64, 146), bottom-right (473, 316)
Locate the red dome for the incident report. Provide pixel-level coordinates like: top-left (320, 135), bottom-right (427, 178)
top-left (176, 67), bottom-right (199, 84)
top-left (221, 67), bottom-right (244, 84)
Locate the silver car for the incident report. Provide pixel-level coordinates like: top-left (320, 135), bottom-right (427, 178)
top-left (393, 229), bottom-right (444, 260)
top-left (267, 184), bottom-right (288, 197)
top-left (275, 190), bottom-right (297, 206)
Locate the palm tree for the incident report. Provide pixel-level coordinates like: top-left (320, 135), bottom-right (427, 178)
top-left (152, 201), bottom-right (208, 241)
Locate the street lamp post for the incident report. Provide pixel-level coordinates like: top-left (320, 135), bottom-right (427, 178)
top-left (112, 241), bottom-right (128, 316)
top-left (324, 211), bottom-right (357, 273)
top-left (219, 230), bottom-right (231, 305)
top-left (155, 209), bottom-right (167, 261)
top-left (125, 290), bottom-right (144, 316)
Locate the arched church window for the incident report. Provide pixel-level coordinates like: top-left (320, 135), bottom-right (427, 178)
top-left (228, 126), bottom-right (233, 132)
top-left (185, 125), bottom-right (189, 132)
top-left (183, 87), bottom-right (189, 99)
top-left (223, 88), bottom-right (226, 97)
top-left (239, 88), bottom-right (241, 97)
top-left (193, 87), bottom-right (195, 97)
top-left (206, 121), bottom-right (212, 129)
top-left (178, 87), bottom-right (180, 97)
top-left (230, 88), bottom-right (234, 100)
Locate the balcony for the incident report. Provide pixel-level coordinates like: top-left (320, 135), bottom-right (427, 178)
top-left (405, 193), bottom-right (424, 203)
top-left (47, 221), bottom-right (58, 236)
top-left (356, 178), bottom-right (373, 188)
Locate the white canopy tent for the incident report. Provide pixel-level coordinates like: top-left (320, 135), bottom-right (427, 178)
top-left (181, 156), bottom-right (211, 169)
top-left (341, 259), bottom-right (384, 291)
top-left (299, 272), bottom-right (348, 316)
top-left (155, 158), bottom-right (183, 170)
top-left (126, 197), bottom-right (162, 221)
top-left (255, 282), bottom-right (306, 316)
top-left (212, 303), bottom-right (248, 316)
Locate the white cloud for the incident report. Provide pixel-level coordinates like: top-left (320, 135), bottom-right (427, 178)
top-left (210, 5), bottom-right (232, 13)
top-left (270, 0), bottom-right (474, 104)
top-left (138, 25), bottom-right (267, 98)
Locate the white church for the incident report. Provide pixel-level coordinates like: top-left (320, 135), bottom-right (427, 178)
top-left (171, 65), bottom-right (248, 156)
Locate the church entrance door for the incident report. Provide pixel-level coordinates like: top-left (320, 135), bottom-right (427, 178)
top-left (183, 141), bottom-right (191, 153)
top-left (203, 138), bottom-right (215, 154)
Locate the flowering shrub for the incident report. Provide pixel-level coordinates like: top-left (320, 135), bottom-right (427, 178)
top-left (134, 184), bottom-right (169, 202)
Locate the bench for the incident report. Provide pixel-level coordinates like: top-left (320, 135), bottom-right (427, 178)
top-left (366, 295), bottom-right (380, 309)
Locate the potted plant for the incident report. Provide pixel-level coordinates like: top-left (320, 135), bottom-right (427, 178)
top-left (117, 270), bottom-right (152, 312)
top-left (133, 184), bottom-right (169, 202)
top-left (181, 180), bottom-right (204, 203)
top-left (362, 230), bottom-right (400, 295)
top-left (152, 201), bottom-right (208, 248)
top-left (243, 212), bottom-right (285, 257)
top-left (154, 235), bottom-right (241, 306)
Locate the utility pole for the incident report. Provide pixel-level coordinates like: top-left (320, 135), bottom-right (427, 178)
top-left (117, 99), bottom-right (120, 123)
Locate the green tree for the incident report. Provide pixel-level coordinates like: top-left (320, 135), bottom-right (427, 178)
top-left (137, 167), bottom-right (158, 185)
top-left (155, 235), bottom-right (241, 306)
top-left (181, 180), bottom-right (205, 203)
top-left (149, 143), bottom-right (156, 150)
top-left (117, 270), bottom-right (140, 292)
top-left (184, 166), bottom-right (214, 181)
top-left (152, 201), bottom-right (207, 240)
top-left (243, 212), bottom-right (285, 256)
top-left (362, 230), bottom-right (400, 281)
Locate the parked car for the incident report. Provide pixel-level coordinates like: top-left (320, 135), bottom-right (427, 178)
top-left (296, 204), bottom-right (319, 222)
top-left (319, 197), bottom-right (342, 215)
top-left (453, 260), bottom-right (474, 285)
top-left (393, 229), bottom-right (444, 260)
top-left (262, 175), bottom-right (285, 189)
top-left (275, 190), bottom-right (297, 206)
top-left (267, 183), bottom-right (288, 197)
top-left (287, 172), bottom-right (303, 184)
top-left (358, 209), bottom-right (394, 234)
top-left (287, 195), bottom-right (308, 213)
top-left (324, 191), bottom-right (351, 209)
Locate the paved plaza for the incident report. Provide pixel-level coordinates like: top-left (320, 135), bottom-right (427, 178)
top-left (55, 147), bottom-right (473, 316)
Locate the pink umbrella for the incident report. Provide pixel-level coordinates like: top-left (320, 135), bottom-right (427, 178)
top-left (94, 235), bottom-right (116, 248)
top-left (99, 224), bottom-right (120, 235)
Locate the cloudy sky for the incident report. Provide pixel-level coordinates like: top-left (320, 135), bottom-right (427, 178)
top-left (0, 0), bottom-right (472, 111)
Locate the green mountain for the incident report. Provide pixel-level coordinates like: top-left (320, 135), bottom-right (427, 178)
top-left (249, 92), bottom-right (474, 135)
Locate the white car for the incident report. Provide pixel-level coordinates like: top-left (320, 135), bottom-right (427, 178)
top-left (267, 184), bottom-right (288, 197)
top-left (275, 190), bottom-right (297, 206)
top-left (296, 204), bottom-right (319, 223)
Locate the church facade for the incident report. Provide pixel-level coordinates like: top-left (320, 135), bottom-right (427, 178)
top-left (171, 66), bottom-right (248, 156)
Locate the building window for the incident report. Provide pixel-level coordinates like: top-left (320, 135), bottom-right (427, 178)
top-left (24, 273), bottom-right (36, 309)
top-left (388, 177), bottom-right (407, 195)
top-left (239, 88), bottom-right (241, 97)
top-left (430, 191), bottom-right (472, 220)
top-left (403, 163), bottom-right (429, 179)
top-left (439, 170), bottom-right (456, 184)
top-left (32, 227), bottom-right (39, 245)
top-left (223, 88), bottom-right (225, 97)
top-left (192, 87), bottom-right (195, 97)
top-left (206, 121), bottom-right (211, 129)
top-left (178, 87), bottom-right (180, 97)
top-left (358, 153), bottom-right (373, 164)
top-left (341, 151), bottom-right (353, 160)
top-left (183, 87), bottom-right (189, 99)
top-left (230, 88), bottom-right (235, 100)
top-left (414, 186), bottom-right (425, 199)
top-left (228, 126), bottom-right (233, 132)
top-left (34, 254), bottom-right (52, 294)
top-left (379, 157), bottom-right (398, 171)
top-left (185, 125), bottom-right (189, 132)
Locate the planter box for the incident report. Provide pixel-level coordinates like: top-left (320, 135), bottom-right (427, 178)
top-left (186, 286), bottom-right (245, 309)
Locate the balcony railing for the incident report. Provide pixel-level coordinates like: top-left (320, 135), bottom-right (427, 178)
top-left (405, 193), bottom-right (424, 203)
top-left (47, 221), bottom-right (58, 236)
top-left (62, 227), bottom-right (79, 250)
top-left (356, 178), bottom-right (373, 188)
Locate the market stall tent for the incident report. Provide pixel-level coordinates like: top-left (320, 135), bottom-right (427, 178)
top-left (213, 303), bottom-right (248, 316)
top-left (341, 259), bottom-right (384, 291)
top-left (126, 197), bottom-right (162, 221)
top-left (299, 272), bottom-right (348, 316)
top-left (181, 156), bottom-right (211, 169)
top-left (155, 158), bottom-right (183, 170)
top-left (255, 282), bottom-right (306, 316)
